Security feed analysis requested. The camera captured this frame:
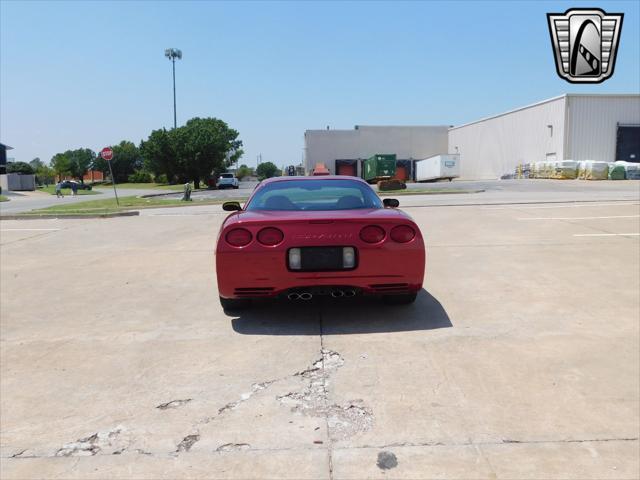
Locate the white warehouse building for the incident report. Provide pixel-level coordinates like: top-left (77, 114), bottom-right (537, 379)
top-left (303, 94), bottom-right (639, 180)
top-left (449, 94), bottom-right (640, 179)
top-left (304, 125), bottom-right (448, 177)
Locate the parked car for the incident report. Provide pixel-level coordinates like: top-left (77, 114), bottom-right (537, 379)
top-left (216, 173), bottom-right (239, 189)
top-left (60, 180), bottom-right (92, 190)
top-left (215, 176), bottom-right (425, 310)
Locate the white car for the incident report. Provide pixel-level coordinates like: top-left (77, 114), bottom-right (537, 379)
top-left (216, 173), bottom-right (239, 189)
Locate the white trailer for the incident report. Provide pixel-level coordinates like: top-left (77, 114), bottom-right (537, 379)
top-left (415, 154), bottom-right (460, 182)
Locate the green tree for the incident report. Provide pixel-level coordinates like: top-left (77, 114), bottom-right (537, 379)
top-left (140, 128), bottom-right (178, 183)
top-left (51, 153), bottom-right (72, 179)
top-left (177, 117), bottom-right (243, 188)
top-left (141, 118), bottom-right (243, 188)
top-left (236, 164), bottom-right (253, 180)
top-left (65, 148), bottom-right (95, 182)
top-left (6, 161), bottom-right (35, 175)
top-left (35, 164), bottom-right (55, 186)
top-left (29, 157), bottom-right (44, 170)
top-left (93, 141), bottom-right (142, 183)
top-left (256, 161), bottom-right (279, 180)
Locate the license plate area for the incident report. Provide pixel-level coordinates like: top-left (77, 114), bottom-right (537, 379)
top-left (292, 246), bottom-right (357, 272)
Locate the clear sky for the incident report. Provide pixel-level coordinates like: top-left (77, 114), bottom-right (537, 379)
top-left (1, 0), bottom-right (639, 168)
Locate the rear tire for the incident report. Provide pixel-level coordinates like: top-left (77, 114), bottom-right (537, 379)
top-left (219, 296), bottom-right (250, 311)
top-left (382, 293), bottom-right (418, 305)
top-left (233, 186), bottom-right (239, 189)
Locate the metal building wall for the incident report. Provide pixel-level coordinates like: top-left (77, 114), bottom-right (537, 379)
top-left (566, 95), bottom-right (640, 162)
top-left (447, 96), bottom-right (567, 179)
top-left (304, 126), bottom-right (448, 175)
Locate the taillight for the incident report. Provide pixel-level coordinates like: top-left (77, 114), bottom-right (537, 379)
top-left (359, 225), bottom-right (386, 243)
top-left (257, 227), bottom-right (284, 246)
top-left (225, 228), bottom-right (252, 247)
top-left (390, 225), bottom-right (416, 243)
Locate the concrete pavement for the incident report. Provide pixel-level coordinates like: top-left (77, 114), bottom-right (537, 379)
top-left (0, 187), bottom-right (639, 478)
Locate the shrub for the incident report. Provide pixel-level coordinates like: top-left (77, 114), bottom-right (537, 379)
top-left (128, 171), bottom-right (153, 183)
top-left (378, 179), bottom-right (407, 191)
top-left (6, 161), bottom-right (35, 175)
top-left (154, 174), bottom-right (169, 184)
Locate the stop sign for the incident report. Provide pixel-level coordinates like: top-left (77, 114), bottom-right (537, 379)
top-left (101, 147), bottom-right (113, 161)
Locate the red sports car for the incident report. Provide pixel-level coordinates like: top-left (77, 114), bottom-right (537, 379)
top-left (215, 176), bottom-right (425, 310)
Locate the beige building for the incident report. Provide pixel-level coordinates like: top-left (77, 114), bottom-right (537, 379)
top-left (303, 94), bottom-right (639, 180)
top-left (448, 94), bottom-right (640, 179)
top-left (304, 125), bottom-right (449, 177)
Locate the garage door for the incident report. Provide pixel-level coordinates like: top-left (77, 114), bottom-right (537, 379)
top-left (393, 165), bottom-right (408, 181)
top-left (616, 126), bottom-right (640, 162)
top-left (337, 163), bottom-right (357, 176)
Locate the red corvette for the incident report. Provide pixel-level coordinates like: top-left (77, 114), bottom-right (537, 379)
top-left (215, 176), bottom-right (425, 310)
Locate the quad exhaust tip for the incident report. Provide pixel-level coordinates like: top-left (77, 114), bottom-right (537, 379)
top-left (289, 290), bottom-right (356, 300)
top-left (288, 292), bottom-right (312, 300)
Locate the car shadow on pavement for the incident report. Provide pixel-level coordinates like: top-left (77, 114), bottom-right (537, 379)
top-left (230, 288), bottom-right (452, 335)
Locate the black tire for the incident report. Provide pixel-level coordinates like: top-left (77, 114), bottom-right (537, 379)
top-left (448, 178), bottom-right (453, 182)
top-left (233, 186), bottom-right (239, 189)
top-left (382, 293), bottom-right (418, 305)
top-left (220, 296), bottom-right (250, 311)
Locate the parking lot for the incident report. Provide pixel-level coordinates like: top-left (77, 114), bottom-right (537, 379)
top-left (1, 186), bottom-right (639, 479)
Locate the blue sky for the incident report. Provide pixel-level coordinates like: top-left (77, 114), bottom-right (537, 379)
top-left (1, 0), bottom-right (638, 168)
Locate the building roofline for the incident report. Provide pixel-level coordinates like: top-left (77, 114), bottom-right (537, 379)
top-left (305, 125), bottom-right (450, 134)
top-left (449, 94), bottom-right (640, 131)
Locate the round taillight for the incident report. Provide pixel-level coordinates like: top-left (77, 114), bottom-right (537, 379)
top-left (359, 225), bottom-right (386, 243)
top-left (390, 225), bottom-right (416, 243)
top-left (257, 227), bottom-right (284, 246)
top-left (225, 228), bottom-right (252, 247)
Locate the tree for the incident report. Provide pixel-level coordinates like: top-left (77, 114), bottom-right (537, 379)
top-left (66, 148), bottom-right (95, 182)
top-left (140, 117), bottom-right (243, 188)
top-left (236, 164), bottom-right (253, 180)
top-left (140, 128), bottom-right (178, 183)
top-left (256, 161), bottom-right (279, 180)
top-left (94, 141), bottom-right (141, 183)
top-left (29, 157), bottom-right (44, 170)
top-left (177, 117), bottom-right (243, 188)
top-left (35, 164), bottom-right (55, 186)
top-left (51, 153), bottom-right (72, 179)
top-left (6, 161), bottom-right (34, 175)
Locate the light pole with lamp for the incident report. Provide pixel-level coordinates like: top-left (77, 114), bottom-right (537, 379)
top-left (164, 48), bottom-right (182, 129)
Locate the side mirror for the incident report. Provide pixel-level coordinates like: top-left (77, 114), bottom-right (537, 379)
top-left (222, 201), bottom-right (242, 212)
top-left (383, 198), bottom-right (399, 208)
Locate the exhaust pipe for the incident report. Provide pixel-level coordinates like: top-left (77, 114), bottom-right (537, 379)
top-left (299, 292), bottom-right (313, 300)
top-left (288, 293), bottom-right (300, 301)
top-left (331, 290), bottom-right (345, 298)
top-left (344, 289), bottom-right (356, 297)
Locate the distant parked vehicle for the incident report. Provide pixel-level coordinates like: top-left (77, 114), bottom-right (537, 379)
top-left (60, 180), bottom-right (92, 190)
top-left (415, 154), bottom-right (460, 182)
top-left (363, 154), bottom-right (396, 184)
top-left (216, 173), bottom-right (239, 189)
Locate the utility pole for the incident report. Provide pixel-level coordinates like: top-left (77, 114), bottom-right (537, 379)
top-left (164, 48), bottom-right (182, 128)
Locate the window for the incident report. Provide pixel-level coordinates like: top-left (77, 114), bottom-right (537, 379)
top-left (246, 179), bottom-right (383, 211)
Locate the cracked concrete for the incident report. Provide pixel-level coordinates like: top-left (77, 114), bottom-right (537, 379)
top-left (156, 399), bottom-right (192, 410)
top-left (55, 426), bottom-right (129, 457)
top-left (1, 198), bottom-right (639, 479)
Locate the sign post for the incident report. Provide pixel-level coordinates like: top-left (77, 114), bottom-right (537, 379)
top-left (101, 147), bottom-right (119, 207)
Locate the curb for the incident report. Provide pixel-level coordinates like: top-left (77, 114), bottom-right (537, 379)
top-left (0, 211), bottom-right (140, 220)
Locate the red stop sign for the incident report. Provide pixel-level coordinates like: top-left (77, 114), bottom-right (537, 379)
top-left (101, 147), bottom-right (114, 161)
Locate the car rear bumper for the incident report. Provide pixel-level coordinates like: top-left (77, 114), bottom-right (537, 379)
top-left (216, 247), bottom-right (425, 299)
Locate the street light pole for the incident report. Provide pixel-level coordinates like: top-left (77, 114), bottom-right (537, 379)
top-left (164, 48), bottom-right (182, 129)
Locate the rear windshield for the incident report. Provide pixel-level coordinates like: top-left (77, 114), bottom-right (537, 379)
top-left (246, 179), bottom-right (383, 211)
top-left (220, 173), bottom-right (234, 178)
